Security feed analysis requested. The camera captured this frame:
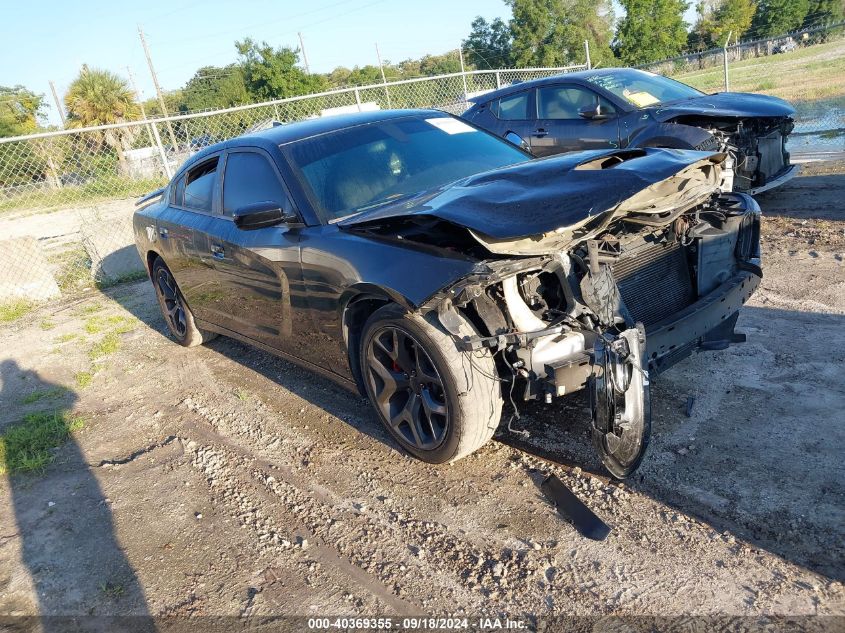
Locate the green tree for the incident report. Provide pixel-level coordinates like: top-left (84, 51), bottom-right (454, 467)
top-left (802, 0), bottom-right (845, 28)
top-left (235, 39), bottom-right (327, 101)
top-left (181, 65), bottom-right (248, 112)
top-left (615, 0), bottom-right (690, 64)
top-left (690, 0), bottom-right (757, 48)
top-left (508, 0), bottom-right (615, 68)
top-left (462, 16), bottom-right (513, 69)
top-left (64, 66), bottom-right (140, 171)
top-left (419, 51), bottom-right (463, 75)
top-left (0, 86), bottom-right (54, 189)
top-left (749, 0), bottom-right (809, 37)
top-left (0, 85), bottom-right (45, 137)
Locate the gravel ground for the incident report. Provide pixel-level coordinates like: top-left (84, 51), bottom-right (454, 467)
top-left (0, 162), bottom-right (843, 622)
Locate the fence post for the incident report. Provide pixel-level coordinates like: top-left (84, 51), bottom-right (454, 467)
top-left (723, 31), bottom-right (732, 92)
top-left (584, 40), bottom-right (592, 70)
top-left (273, 103), bottom-right (282, 121)
top-left (459, 46), bottom-right (469, 105)
top-left (354, 88), bottom-right (362, 112)
top-left (149, 121), bottom-right (173, 179)
top-left (495, 71), bottom-right (501, 88)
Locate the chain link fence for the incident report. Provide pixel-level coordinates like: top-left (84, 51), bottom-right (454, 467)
top-left (637, 21), bottom-right (845, 157)
top-left (0, 66), bottom-right (584, 315)
top-left (1, 35), bottom-right (843, 317)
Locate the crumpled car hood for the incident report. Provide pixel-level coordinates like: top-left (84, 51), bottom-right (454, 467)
top-left (339, 147), bottom-right (723, 242)
top-left (649, 92), bottom-right (795, 122)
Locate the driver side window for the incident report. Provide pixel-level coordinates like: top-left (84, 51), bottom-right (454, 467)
top-left (222, 151), bottom-right (293, 217)
top-left (536, 86), bottom-right (616, 120)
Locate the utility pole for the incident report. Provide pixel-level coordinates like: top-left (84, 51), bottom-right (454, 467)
top-left (723, 30), bottom-right (733, 92)
top-left (48, 81), bottom-right (66, 127)
top-left (138, 25), bottom-right (179, 150)
top-left (298, 32), bottom-right (311, 74)
top-left (458, 45), bottom-right (469, 104)
top-left (375, 42), bottom-right (391, 108)
top-left (584, 40), bottom-right (592, 70)
top-left (128, 66), bottom-right (172, 179)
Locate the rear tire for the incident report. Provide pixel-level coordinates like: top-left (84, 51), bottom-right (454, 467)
top-left (151, 257), bottom-right (217, 347)
top-left (360, 304), bottom-right (502, 463)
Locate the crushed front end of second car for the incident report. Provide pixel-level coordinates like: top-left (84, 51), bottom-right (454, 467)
top-left (430, 161), bottom-right (761, 477)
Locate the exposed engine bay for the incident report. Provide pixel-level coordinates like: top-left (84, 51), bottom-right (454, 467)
top-left (679, 115), bottom-right (798, 194)
top-left (343, 151), bottom-right (762, 477)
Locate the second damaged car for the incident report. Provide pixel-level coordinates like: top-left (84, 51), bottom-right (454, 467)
top-left (134, 110), bottom-right (761, 478)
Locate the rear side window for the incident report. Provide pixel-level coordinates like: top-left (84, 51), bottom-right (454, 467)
top-left (222, 151), bottom-right (291, 216)
top-left (493, 92), bottom-right (529, 120)
top-left (183, 158), bottom-right (218, 212)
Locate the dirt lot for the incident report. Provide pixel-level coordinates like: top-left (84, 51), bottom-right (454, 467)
top-left (0, 162), bottom-right (843, 623)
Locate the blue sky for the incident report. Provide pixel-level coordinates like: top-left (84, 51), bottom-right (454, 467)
top-left (0, 0), bottom-right (698, 125)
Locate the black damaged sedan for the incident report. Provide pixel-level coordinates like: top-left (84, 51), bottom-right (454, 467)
top-left (134, 109), bottom-right (761, 478)
top-left (462, 68), bottom-right (798, 195)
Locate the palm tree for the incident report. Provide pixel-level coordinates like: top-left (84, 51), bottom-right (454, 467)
top-left (64, 66), bottom-right (140, 171)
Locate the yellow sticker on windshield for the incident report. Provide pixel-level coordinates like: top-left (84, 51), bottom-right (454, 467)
top-left (624, 90), bottom-right (660, 107)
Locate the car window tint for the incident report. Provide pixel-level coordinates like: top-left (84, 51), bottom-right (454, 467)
top-left (289, 116), bottom-right (529, 223)
top-left (537, 86), bottom-right (616, 119)
top-left (222, 151), bottom-right (290, 216)
top-left (183, 158), bottom-right (218, 212)
top-left (495, 92), bottom-right (529, 120)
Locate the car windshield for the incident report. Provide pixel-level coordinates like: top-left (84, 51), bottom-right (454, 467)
top-left (288, 116), bottom-right (530, 223)
top-left (585, 70), bottom-right (704, 108)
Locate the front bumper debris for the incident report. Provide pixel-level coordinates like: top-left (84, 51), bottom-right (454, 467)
top-left (747, 163), bottom-right (800, 195)
top-left (645, 269), bottom-right (761, 372)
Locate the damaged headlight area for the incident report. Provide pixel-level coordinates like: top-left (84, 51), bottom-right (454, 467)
top-left (430, 191), bottom-right (761, 478)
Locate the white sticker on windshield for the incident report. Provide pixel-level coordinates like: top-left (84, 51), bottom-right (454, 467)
top-left (426, 117), bottom-right (476, 134)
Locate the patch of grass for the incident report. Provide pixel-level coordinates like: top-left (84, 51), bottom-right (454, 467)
top-left (56, 333), bottom-right (81, 343)
top-left (52, 247), bottom-right (93, 295)
top-left (88, 332), bottom-right (120, 360)
top-left (0, 175), bottom-right (168, 216)
top-left (19, 387), bottom-right (69, 405)
top-left (755, 79), bottom-right (776, 91)
top-left (99, 581), bottom-right (126, 599)
top-left (0, 410), bottom-right (85, 475)
top-left (234, 388), bottom-right (250, 401)
top-left (85, 314), bottom-right (138, 335)
top-left (74, 371), bottom-right (94, 389)
top-left (0, 300), bottom-right (35, 324)
top-left (75, 303), bottom-right (103, 316)
top-left (40, 319), bottom-right (56, 330)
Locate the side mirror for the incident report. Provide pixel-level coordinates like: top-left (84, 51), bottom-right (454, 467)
top-left (504, 131), bottom-right (531, 154)
top-left (233, 201), bottom-right (298, 230)
top-left (579, 102), bottom-right (608, 120)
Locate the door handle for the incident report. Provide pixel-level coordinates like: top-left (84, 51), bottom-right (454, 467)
top-left (210, 244), bottom-right (225, 259)
top-left (533, 128), bottom-right (548, 138)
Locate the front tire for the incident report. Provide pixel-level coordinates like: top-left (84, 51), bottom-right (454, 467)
top-left (151, 257), bottom-right (216, 347)
top-left (360, 304), bottom-right (502, 463)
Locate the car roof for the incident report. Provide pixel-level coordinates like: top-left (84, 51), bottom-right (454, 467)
top-left (180, 109), bottom-right (450, 173)
top-left (468, 67), bottom-right (652, 104)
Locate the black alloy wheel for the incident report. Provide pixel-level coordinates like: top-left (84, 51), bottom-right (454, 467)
top-left (155, 266), bottom-right (188, 339)
top-left (365, 325), bottom-right (449, 451)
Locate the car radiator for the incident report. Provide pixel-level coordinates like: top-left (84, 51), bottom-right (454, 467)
top-left (612, 237), bottom-right (696, 328)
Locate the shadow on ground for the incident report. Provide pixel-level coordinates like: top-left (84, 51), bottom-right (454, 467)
top-left (0, 359), bottom-right (153, 629)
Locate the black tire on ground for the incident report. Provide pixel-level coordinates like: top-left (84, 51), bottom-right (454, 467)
top-left (151, 257), bottom-right (217, 348)
top-left (360, 303), bottom-right (502, 464)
